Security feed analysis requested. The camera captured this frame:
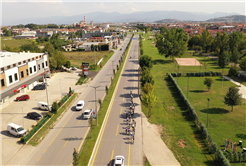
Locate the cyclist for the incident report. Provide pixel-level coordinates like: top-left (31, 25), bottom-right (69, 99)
top-left (125, 126), bottom-right (128, 135)
top-left (132, 133), bottom-right (135, 144)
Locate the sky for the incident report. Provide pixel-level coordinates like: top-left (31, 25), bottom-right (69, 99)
top-left (1, 0), bottom-right (245, 25)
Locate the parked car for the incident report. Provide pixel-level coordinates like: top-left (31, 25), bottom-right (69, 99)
top-left (76, 100), bottom-right (85, 111)
top-left (16, 95), bottom-right (30, 101)
top-left (32, 84), bottom-right (46, 90)
top-left (83, 109), bottom-right (93, 119)
top-left (37, 102), bottom-right (52, 111)
top-left (7, 123), bottom-right (27, 137)
top-left (114, 155), bottom-right (124, 166)
top-left (27, 112), bottom-right (42, 120)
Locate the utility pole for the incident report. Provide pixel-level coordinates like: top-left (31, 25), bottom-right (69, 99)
top-left (21, 107), bottom-right (24, 128)
top-left (94, 46), bottom-right (96, 64)
top-left (207, 98), bottom-right (210, 128)
top-left (44, 69), bottom-right (50, 111)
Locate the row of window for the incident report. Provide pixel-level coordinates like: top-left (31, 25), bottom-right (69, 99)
top-left (1, 61), bottom-right (48, 88)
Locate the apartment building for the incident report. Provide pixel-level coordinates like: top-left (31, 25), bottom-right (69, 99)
top-left (0, 51), bottom-right (49, 107)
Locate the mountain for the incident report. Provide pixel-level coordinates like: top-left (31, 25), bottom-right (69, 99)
top-left (4, 11), bottom-right (241, 25)
top-left (206, 15), bottom-right (246, 22)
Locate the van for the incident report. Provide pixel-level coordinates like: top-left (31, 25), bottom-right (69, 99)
top-left (7, 123), bottom-right (27, 137)
top-left (38, 102), bottom-right (52, 111)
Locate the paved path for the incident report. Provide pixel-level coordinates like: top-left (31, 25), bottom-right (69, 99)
top-left (223, 76), bottom-right (246, 99)
top-left (142, 112), bottom-right (180, 166)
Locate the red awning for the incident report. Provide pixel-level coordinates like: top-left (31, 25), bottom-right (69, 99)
top-left (13, 84), bottom-right (27, 93)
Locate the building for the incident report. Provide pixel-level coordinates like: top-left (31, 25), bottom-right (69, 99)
top-left (0, 51), bottom-right (50, 108)
top-left (87, 37), bottom-right (107, 42)
top-left (81, 29), bottom-right (113, 39)
top-left (36, 30), bottom-right (53, 38)
top-left (15, 31), bottom-right (36, 39)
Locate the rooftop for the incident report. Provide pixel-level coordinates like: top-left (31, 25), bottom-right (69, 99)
top-left (0, 51), bottom-right (45, 68)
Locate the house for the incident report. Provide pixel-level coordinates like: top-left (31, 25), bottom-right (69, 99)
top-left (36, 30), bottom-right (53, 38)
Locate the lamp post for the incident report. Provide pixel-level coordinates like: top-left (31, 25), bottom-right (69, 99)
top-left (207, 98), bottom-right (210, 128)
top-left (111, 60), bottom-right (115, 76)
top-left (87, 85), bottom-right (104, 126)
top-left (59, 78), bottom-right (62, 98)
top-left (21, 107), bottom-right (24, 128)
top-left (44, 69), bottom-right (50, 111)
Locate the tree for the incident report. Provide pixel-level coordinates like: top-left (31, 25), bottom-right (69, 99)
top-left (51, 102), bottom-right (59, 114)
top-left (20, 43), bottom-right (41, 53)
top-left (91, 44), bottom-right (94, 51)
top-left (49, 57), bottom-right (57, 70)
top-left (218, 51), bottom-right (230, 73)
top-left (3, 29), bottom-right (12, 36)
top-left (224, 86), bottom-right (241, 112)
top-left (140, 48), bottom-right (144, 55)
top-left (141, 92), bottom-right (157, 117)
top-left (65, 61), bottom-right (71, 68)
top-left (141, 83), bottom-right (154, 95)
top-left (156, 28), bottom-right (188, 62)
top-left (230, 47), bottom-right (241, 65)
top-left (43, 43), bottom-right (55, 56)
top-left (240, 56), bottom-right (246, 71)
top-left (228, 65), bottom-right (239, 77)
top-left (139, 55), bottom-right (153, 69)
top-left (88, 115), bottom-right (94, 138)
top-left (53, 51), bottom-right (67, 69)
top-left (72, 148), bottom-right (79, 166)
top-left (204, 78), bottom-right (213, 91)
top-left (199, 29), bottom-right (213, 52)
top-left (140, 70), bottom-right (154, 87)
top-left (213, 32), bottom-right (229, 54)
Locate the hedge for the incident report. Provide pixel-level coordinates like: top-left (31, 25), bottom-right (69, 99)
top-left (168, 74), bottom-right (229, 166)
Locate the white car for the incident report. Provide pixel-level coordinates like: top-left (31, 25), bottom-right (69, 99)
top-left (76, 100), bottom-right (85, 111)
top-left (83, 109), bottom-right (93, 119)
top-left (114, 155), bottom-right (124, 166)
top-left (71, 67), bottom-right (77, 70)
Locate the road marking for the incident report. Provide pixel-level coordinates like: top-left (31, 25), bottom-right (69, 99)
top-left (37, 156), bottom-right (41, 161)
top-left (83, 89), bottom-right (92, 100)
top-left (110, 150), bottom-right (114, 166)
top-left (43, 149), bottom-right (47, 153)
top-left (120, 107), bottom-right (122, 115)
top-left (49, 112), bottom-right (74, 146)
top-left (63, 137), bottom-right (71, 147)
top-left (77, 127), bottom-right (90, 152)
top-left (128, 145), bottom-right (131, 166)
top-left (123, 95), bottom-right (124, 101)
top-left (3, 140), bottom-right (16, 146)
top-left (116, 124), bottom-right (119, 136)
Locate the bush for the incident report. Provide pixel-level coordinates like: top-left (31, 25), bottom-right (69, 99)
top-left (177, 73), bottom-right (182, 77)
top-left (76, 48), bottom-right (85, 51)
top-left (228, 66), bottom-right (239, 77)
top-left (205, 72), bottom-right (211, 76)
top-left (51, 102), bottom-right (59, 114)
top-left (65, 61), bottom-right (71, 68)
top-left (190, 72), bottom-right (195, 77)
top-left (46, 112), bottom-right (53, 117)
top-left (171, 73), bottom-right (177, 77)
top-left (211, 72), bottom-right (216, 76)
top-left (90, 64), bottom-right (97, 70)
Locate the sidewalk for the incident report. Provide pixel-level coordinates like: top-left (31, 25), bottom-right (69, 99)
top-left (141, 112), bottom-right (180, 166)
top-left (223, 76), bottom-right (246, 99)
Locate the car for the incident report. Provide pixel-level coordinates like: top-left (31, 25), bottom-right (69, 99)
top-left (7, 123), bottom-right (27, 137)
top-left (16, 95), bottom-right (30, 101)
top-left (32, 84), bottom-right (46, 90)
top-left (114, 155), bottom-right (124, 166)
top-left (83, 109), bottom-right (93, 119)
top-left (76, 100), bottom-right (85, 111)
top-left (71, 67), bottom-right (77, 70)
top-left (37, 102), bottom-right (52, 111)
top-left (27, 112), bottom-right (42, 120)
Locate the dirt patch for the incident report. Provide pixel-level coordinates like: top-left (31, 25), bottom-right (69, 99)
top-left (149, 36), bottom-right (155, 38)
top-left (152, 124), bottom-right (163, 137)
top-left (178, 139), bottom-right (187, 148)
top-left (169, 106), bottom-right (175, 110)
top-left (176, 58), bottom-right (202, 66)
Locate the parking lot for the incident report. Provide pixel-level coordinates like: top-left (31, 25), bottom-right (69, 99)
top-left (1, 71), bottom-right (80, 165)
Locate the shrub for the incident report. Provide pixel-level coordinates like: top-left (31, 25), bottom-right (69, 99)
top-left (177, 73), bottom-right (182, 77)
top-left (90, 64), bottom-right (97, 70)
top-left (190, 72), bottom-right (195, 77)
top-left (228, 66), bottom-right (239, 77)
top-left (51, 102), bottom-right (59, 114)
top-left (77, 48), bottom-right (85, 51)
top-left (105, 86), bottom-right (108, 95)
top-left (171, 73), bottom-right (177, 77)
top-left (46, 112), bottom-right (53, 117)
top-left (211, 72), bottom-right (216, 76)
top-left (205, 72), bottom-right (211, 76)
top-left (65, 61), bottom-right (71, 68)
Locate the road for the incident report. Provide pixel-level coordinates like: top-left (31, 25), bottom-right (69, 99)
top-left (89, 35), bottom-right (143, 166)
top-left (18, 35), bottom-right (132, 166)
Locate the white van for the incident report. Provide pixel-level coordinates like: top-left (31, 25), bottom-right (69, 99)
top-left (7, 123), bottom-right (27, 137)
top-left (38, 102), bottom-right (52, 111)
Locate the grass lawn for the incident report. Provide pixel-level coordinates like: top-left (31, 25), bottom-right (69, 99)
top-left (175, 76), bottom-right (246, 153)
top-left (1, 37), bottom-right (33, 48)
top-left (63, 50), bottom-right (114, 71)
top-left (141, 33), bottom-right (225, 165)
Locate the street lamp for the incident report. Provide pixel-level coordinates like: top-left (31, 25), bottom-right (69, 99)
top-left (44, 69), bottom-right (50, 111)
top-left (207, 98), bottom-right (210, 128)
top-left (59, 78), bottom-right (62, 98)
top-left (111, 60), bottom-right (115, 76)
top-left (87, 85), bottom-right (104, 126)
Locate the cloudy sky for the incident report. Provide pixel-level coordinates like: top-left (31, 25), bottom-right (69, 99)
top-left (1, 0), bottom-right (245, 25)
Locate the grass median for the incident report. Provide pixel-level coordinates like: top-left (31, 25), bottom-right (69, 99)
top-left (77, 40), bottom-right (132, 165)
top-left (28, 93), bottom-right (78, 146)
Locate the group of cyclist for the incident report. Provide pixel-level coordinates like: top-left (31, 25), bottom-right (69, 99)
top-left (125, 90), bottom-right (136, 144)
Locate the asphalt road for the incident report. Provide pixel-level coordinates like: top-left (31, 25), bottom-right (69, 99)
top-left (90, 35), bottom-right (143, 166)
top-left (21, 36), bottom-right (132, 166)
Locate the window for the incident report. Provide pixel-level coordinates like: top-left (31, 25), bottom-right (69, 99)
top-left (1, 79), bottom-right (5, 87)
top-left (14, 73), bottom-right (18, 81)
top-left (7, 65), bottom-right (10, 69)
top-left (9, 75), bottom-right (13, 84)
top-left (42, 63), bottom-right (44, 68)
top-left (38, 64), bottom-right (40, 70)
top-left (21, 71), bottom-right (24, 78)
top-left (18, 62), bottom-right (21, 65)
top-left (34, 66), bottom-right (36, 72)
top-left (13, 64), bottom-right (16, 67)
top-left (45, 61), bottom-right (48, 67)
top-left (23, 60), bottom-right (26, 63)
top-left (28, 59), bottom-right (30, 62)
top-left (26, 69), bottom-right (29, 76)
top-left (29, 67), bottom-right (33, 74)
top-left (32, 58), bottom-right (34, 60)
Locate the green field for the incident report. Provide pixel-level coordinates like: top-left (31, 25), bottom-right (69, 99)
top-left (1, 37), bottom-right (33, 49)
top-left (140, 33), bottom-right (243, 165)
top-left (63, 50), bottom-right (114, 71)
